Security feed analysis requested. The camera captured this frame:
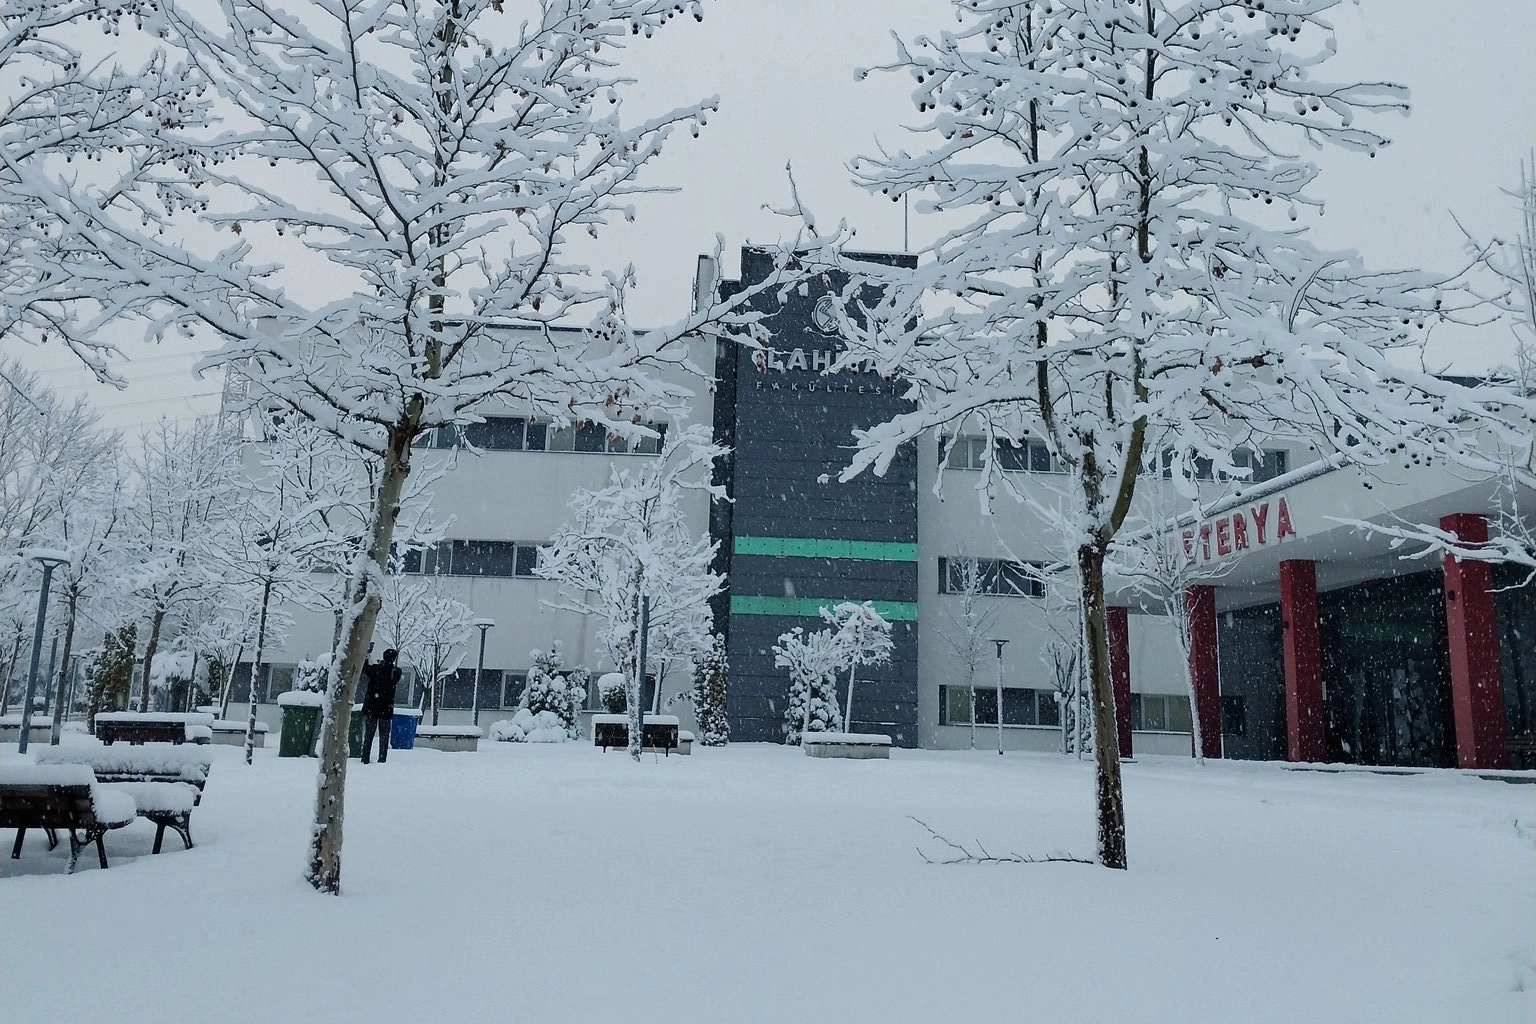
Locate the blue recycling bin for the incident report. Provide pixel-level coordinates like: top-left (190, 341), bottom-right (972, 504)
top-left (390, 707), bottom-right (421, 750)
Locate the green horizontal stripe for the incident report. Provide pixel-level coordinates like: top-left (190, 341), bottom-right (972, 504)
top-left (733, 535), bottom-right (917, 561)
top-left (730, 595), bottom-right (917, 621)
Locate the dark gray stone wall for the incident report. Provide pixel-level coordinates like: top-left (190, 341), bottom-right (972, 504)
top-left (714, 249), bottom-right (921, 745)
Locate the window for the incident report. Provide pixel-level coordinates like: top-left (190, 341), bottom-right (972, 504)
top-left (943, 435), bottom-right (989, 470)
top-left (939, 557), bottom-right (1045, 598)
top-left (401, 540), bottom-right (544, 578)
top-left (943, 434), bottom-right (1058, 473)
top-left (939, 685), bottom-right (1061, 727)
top-left (411, 417), bottom-right (664, 454)
top-left (1230, 448), bottom-right (1288, 484)
top-left (1129, 693), bottom-right (1193, 732)
top-left (1161, 448), bottom-right (1288, 483)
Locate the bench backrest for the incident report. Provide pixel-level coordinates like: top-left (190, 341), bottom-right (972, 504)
top-left (0, 783), bottom-right (97, 829)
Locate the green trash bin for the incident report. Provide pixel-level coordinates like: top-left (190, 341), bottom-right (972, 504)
top-left (348, 704), bottom-right (365, 759)
top-left (278, 696), bottom-right (322, 758)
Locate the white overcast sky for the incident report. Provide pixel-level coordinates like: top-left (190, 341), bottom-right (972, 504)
top-left (10, 0), bottom-right (1535, 434)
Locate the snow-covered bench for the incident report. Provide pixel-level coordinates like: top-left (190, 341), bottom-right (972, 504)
top-left (102, 781), bottom-right (200, 853)
top-left (591, 714), bottom-right (680, 754)
top-left (0, 764), bottom-right (137, 872)
top-left (415, 725), bottom-right (480, 752)
top-left (210, 719), bottom-right (268, 747)
top-left (95, 712), bottom-right (214, 746)
top-left (35, 746), bottom-right (211, 853)
top-left (801, 732), bottom-right (892, 759)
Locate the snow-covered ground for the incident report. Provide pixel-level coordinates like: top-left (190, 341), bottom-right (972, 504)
top-left (3, 739), bottom-right (1533, 1023)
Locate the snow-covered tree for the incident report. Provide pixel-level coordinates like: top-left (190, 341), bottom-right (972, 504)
top-left (0, 362), bottom-right (118, 715)
top-left (83, 621), bottom-right (135, 729)
top-left (0, 1), bottom-right (208, 381)
top-left (1111, 491), bottom-right (1238, 763)
top-left (522, 643), bottom-right (579, 738)
top-left (774, 626), bottom-right (843, 744)
top-left (690, 633), bottom-right (728, 747)
top-left (35, 448), bottom-right (132, 744)
top-left (836, 0), bottom-right (1533, 870)
top-left (127, 417), bottom-right (243, 712)
top-left (19, 0), bottom-right (833, 893)
top-left (539, 424), bottom-right (725, 759)
top-left (938, 557), bottom-right (1001, 750)
top-left (820, 600), bottom-right (893, 734)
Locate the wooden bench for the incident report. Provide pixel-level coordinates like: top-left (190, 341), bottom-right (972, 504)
top-left (591, 714), bottom-right (679, 754)
top-left (95, 713), bottom-right (213, 746)
top-left (0, 766), bottom-right (136, 872)
top-left (35, 747), bottom-right (211, 855)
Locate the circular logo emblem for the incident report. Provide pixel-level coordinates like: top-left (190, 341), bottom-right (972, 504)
top-left (811, 293), bottom-right (842, 335)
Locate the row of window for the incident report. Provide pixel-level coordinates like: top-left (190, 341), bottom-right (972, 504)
top-left (937, 557), bottom-right (1046, 598)
top-left (939, 684), bottom-right (1063, 727)
top-left (938, 685), bottom-right (1195, 733)
top-left (943, 434), bottom-right (1289, 484)
top-left (230, 663), bottom-right (532, 710)
top-left (414, 417), bottom-right (665, 455)
top-left (399, 540), bottom-right (545, 578)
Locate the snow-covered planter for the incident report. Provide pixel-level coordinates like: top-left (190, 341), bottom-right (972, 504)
top-left (0, 714), bottom-right (53, 744)
top-left (490, 709), bottom-right (569, 744)
top-left (801, 733), bottom-right (892, 760)
top-left (415, 725), bottom-right (480, 752)
top-left (677, 730), bottom-right (694, 755)
top-left (211, 719), bottom-right (269, 747)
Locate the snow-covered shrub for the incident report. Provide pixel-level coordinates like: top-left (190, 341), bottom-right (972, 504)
top-left (490, 709), bottom-right (570, 744)
top-left (567, 666), bottom-right (592, 713)
top-left (598, 672), bottom-right (627, 714)
top-left (293, 654), bottom-right (329, 693)
top-left (774, 627), bottom-right (843, 744)
top-left (84, 624), bottom-right (136, 729)
top-left (691, 634), bottom-right (729, 746)
top-left (522, 644), bottom-right (579, 738)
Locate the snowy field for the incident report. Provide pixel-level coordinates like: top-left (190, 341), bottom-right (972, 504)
top-left (3, 739), bottom-right (1533, 1024)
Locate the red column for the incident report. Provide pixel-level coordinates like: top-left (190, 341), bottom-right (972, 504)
top-left (1107, 606), bottom-right (1133, 758)
top-left (1440, 514), bottom-right (1508, 769)
top-left (1280, 559), bottom-right (1326, 762)
top-left (1185, 585), bottom-right (1222, 759)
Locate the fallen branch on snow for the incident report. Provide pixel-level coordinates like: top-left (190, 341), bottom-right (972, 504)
top-left (910, 817), bottom-right (1093, 866)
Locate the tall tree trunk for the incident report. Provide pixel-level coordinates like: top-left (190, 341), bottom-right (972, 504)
top-left (305, 426), bottom-right (413, 895)
top-left (245, 578), bottom-right (273, 766)
top-left (138, 607), bottom-right (166, 712)
top-left (219, 643), bottom-right (245, 720)
top-left (0, 633), bottom-right (23, 716)
top-left (844, 664), bottom-right (858, 734)
top-left (1079, 543), bottom-right (1127, 870)
top-left (47, 595), bottom-right (78, 744)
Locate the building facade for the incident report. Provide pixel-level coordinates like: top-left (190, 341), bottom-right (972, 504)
top-left (237, 248), bottom-right (1534, 769)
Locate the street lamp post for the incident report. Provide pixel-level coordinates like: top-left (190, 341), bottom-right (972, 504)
top-left (990, 638), bottom-right (1009, 756)
top-left (18, 551), bottom-right (68, 754)
top-left (471, 619), bottom-right (495, 728)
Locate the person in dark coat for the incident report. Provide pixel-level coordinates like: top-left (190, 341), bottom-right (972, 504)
top-left (361, 648), bottom-right (402, 764)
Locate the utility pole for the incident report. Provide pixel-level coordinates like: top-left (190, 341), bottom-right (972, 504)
top-left (990, 638), bottom-right (1009, 756)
